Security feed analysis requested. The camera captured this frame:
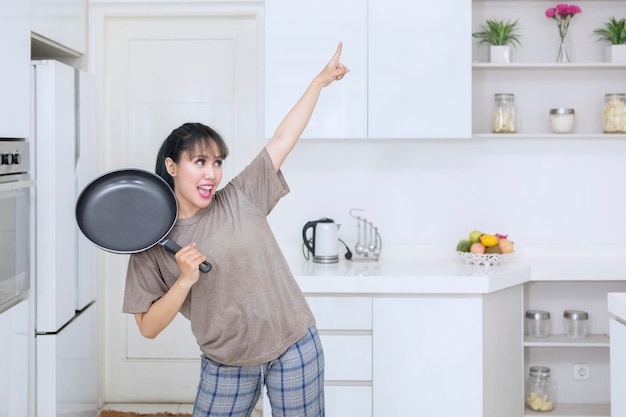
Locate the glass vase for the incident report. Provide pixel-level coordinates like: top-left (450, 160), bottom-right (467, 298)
top-left (556, 39), bottom-right (570, 63)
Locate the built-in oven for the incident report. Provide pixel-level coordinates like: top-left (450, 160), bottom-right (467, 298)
top-left (0, 139), bottom-right (32, 313)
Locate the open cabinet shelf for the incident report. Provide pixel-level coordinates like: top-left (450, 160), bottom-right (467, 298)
top-left (524, 334), bottom-right (609, 348)
top-left (525, 402), bottom-right (610, 417)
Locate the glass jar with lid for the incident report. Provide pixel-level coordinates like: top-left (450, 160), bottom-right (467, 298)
top-left (549, 108), bottom-right (575, 133)
top-left (526, 366), bottom-right (556, 412)
top-left (525, 310), bottom-right (551, 338)
top-left (492, 93), bottom-right (517, 133)
top-left (603, 93), bottom-right (626, 133)
top-left (563, 309), bottom-right (589, 339)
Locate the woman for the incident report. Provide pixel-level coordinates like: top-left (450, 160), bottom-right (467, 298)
top-left (122, 43), bottom-right (349, 417)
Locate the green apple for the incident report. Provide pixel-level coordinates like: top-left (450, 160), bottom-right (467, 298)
top-left (456, 239), bottom-right (472, 252)
top-left (469, 230), bottom-right (483, 244)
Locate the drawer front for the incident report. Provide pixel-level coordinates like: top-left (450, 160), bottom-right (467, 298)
top-left (321, 334), bottom-right (372, 381)
top-left (325, 385), bottom-right (372, 417)
top-left (264, 385), bottom-right (371, 417)
top-left (307, 297), bottom-right (372, 330)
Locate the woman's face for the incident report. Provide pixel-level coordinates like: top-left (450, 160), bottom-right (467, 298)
top-left (165, 141), bottom-right (224, 218)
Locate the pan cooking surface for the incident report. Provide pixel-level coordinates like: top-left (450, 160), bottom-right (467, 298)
top-left (76, 169), bottom-right (178, 253)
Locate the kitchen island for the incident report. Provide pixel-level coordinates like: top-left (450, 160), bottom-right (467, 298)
top-left (269, 257), bottom-right (533, 417)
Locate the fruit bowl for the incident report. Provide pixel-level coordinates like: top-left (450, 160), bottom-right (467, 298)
top-left (457, 251), bottom-right (511, 266)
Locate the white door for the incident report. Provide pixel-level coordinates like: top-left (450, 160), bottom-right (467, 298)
top-left (100, 13), bottom-right (259, 402)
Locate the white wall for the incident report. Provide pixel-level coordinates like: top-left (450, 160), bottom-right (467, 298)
top-left (269, 137), bottom-right (626, 256)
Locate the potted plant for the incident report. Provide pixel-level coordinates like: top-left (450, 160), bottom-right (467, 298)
top-left (593, 17), bottom-right (626, 63)
top-left (472, 19), bottom-right (522, 63)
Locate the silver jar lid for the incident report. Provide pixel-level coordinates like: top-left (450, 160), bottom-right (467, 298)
top-left (549, 108), bottom-right (575, 115)
top-left (563, 309), bottom-right (588, 320)
top-left (526, 310), bottom-right (550, 320)
top-left (495, 93), bottom-right (515, 101)
top-left (529, 366), bottom-right (551, 379)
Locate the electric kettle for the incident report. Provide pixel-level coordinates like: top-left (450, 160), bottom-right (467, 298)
top-left (302, 218), bottom-right (340, 264)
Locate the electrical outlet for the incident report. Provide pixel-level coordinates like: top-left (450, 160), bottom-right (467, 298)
top-left (574, 363), bottom-right (590, 380)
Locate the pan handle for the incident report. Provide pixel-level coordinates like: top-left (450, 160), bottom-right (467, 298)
top-left (160, 239), bottom-right (213, 273)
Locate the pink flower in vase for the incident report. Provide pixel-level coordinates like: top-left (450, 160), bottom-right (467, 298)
top-left (545, 3), bottom-right (582, 41)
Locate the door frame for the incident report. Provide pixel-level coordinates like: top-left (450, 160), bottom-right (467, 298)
top-left (89, 1), bottom-right (264, 404)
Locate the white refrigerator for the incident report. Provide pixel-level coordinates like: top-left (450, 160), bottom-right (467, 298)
top-left (32, 60), bottom-right (98, 417)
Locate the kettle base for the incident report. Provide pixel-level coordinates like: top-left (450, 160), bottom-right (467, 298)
top-left (312, 255), bottom-right (339, 264)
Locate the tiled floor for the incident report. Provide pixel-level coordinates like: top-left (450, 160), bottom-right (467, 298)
top-left (99, 402), bottom-right (263, 416)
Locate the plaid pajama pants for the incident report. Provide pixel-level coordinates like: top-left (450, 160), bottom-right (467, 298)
top-left (193, 327), bottom-right (325, 417)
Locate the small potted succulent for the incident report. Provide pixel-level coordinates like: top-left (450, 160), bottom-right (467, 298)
top-left (472, 19), bottom-right (522, 63)
top-left (593, 17), bottom-right (626, 63)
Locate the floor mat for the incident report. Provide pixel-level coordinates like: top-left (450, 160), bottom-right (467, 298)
top-left (99, 411), bottom-right (191, 417)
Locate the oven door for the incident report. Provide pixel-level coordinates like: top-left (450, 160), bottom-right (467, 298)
top-left (0, 180), bottom-right (32, 311)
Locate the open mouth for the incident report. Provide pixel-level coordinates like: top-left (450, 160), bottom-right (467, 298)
top-left (198, 184), bottom-right (213, 199)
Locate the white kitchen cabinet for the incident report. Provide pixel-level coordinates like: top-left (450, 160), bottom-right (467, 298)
top-left (311, 296), bottom-right (372, 417)
top-left (263, 296), bottom-right (373, 417)
top-left (265, 0), bottom-right (472, 140)
top-left (324, 386), bottom-right (372, 417)
top-left (0, 298), bottom-right (29, 417)
top-left (264, 0), bottom-right (368, 139)
top-left (609, 318), bottom-right (626, 417)
top-left (0, 0), bottom-right (30, 139)
top-left (523, 280), bottom-right (626, 417)
top-left (373, 286), bottom-right (523, 417)
top-left (368, 0), bottom-right (471, 139)
top-left (263, 386), bottom-right (372, 417)
top-left (30, 0), bottom-right (87, 54)
top-left (472, 0), bottom-right (626, 139)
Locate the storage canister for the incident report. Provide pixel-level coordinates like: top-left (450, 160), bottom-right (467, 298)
top-left (563, 309), bottom-right (589, 339)
top-left (492, 93), bottom-right (517, 133)
top-left (526, 366), bottom-right (556, 412)
top-left (603, 93), bottom-right (626, 133)
top-left (549, 108), bottom-right (575, 133)
top-left (525, 310), bottom-right (551, 338)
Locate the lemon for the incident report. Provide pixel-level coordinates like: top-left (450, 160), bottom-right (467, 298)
top-left (480, 234), bottom-right (499, 247)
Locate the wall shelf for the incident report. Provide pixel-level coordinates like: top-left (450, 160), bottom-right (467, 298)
top-left (473, 63), bottom-right (626, 70)
top-left (525, 402), bottom-right (610, 417)
top-left (472, 133), bottom-right (626, 139)
top-left (524, 334), bottom-right (609, 348)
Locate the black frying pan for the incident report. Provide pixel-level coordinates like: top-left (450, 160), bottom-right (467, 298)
top-left (75, 168), bottom-right (212, 273)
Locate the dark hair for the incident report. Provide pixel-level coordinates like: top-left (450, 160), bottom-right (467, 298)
top-left (155, 122), bottom-right (229, 190)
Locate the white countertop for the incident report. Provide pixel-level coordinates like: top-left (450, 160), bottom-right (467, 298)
top-left (608, 292), bottom-right (626, 322)
top-left (525, 258), bottom-right (626, 281)
top-left (287, 257), bottom-right (532, 295)
top-left (283, 242), bottom-right (626, 296)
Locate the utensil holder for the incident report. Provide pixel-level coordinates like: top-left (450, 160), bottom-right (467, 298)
top-left (349, 208), bottom-right (382, 261)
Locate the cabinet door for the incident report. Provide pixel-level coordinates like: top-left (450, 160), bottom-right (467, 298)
top-left (373, 297), bottom-right (483, 417)
top-left (306, 296), bottom-right (372, 330)
top-left (325, 386), bottom-right (372, 417)
top-left (34, 60), bottom-right (77, 331)
top-left (0, 0), bottom-right (30, 138)
top-left (264, 386), bottom-right (371, 417)
top-left (0, 299), bottom-right (29, 417)
top-left (368, 0), bottom-right (472, 139)
top-left (320, 334), bottom-right (372, 381)
top-left (265, 0), bottom-right (368, 139)
top-left (610, 318), bottom-right (626, 417)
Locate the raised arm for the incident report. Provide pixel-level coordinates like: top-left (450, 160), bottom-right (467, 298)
top-left (265, 42), bottom-right (349, 172)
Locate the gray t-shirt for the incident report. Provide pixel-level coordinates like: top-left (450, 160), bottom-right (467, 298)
top-left (123, 149), bottom-right (315, 366)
